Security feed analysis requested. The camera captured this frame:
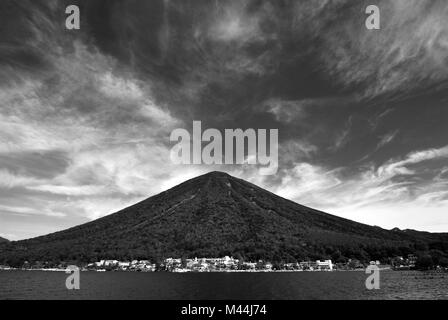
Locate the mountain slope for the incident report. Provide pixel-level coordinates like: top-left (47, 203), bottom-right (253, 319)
top-left (0, 237), bottom-right (8, 243)
top-left (1, 171), bottom-right (447, 266)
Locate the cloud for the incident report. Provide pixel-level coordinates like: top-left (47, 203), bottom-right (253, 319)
top-left (27, 185), bottom-right (107, 196)
top-left (58, 197), bottom-right (145, 221)
top-left (331, 116), bottom-right (353, 151)
top-left (97, 71), bottom-right (145, 100)
top-left (0, 232), bottom-right (17, 241)
top-left (207, 1), bottom-right (263, 43)
top-left (279, 140), bottom-right (318, 163)
top-left (0, 6), bottom-right (186, 227)
top-left (320, 0), bottom-right (448, 99)
top-left (378, 145), bottom-right (448, 177)
top-left (0, 204), bottom-right (66, 218)
top-left (0, 169), bottom-right (41, 188)
top-left (1, 0), bottom-right (448, 238)
top-left (264, 145), bottom-right (448, 230)
top-left (377, 130), bottom-right (398, 149)
top-left (275, 163), bottom-right (341, 201)
top-left (264, 99), bottom-right (309, 123)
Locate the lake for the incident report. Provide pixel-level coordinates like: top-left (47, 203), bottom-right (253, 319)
top-left (0, 270), bottom-right (447, 300)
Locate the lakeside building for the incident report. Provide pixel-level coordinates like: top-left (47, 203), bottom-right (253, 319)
top-left (284, 262), bottom-right (300, 270)
top-left (118, 262), bottom-right (130, 269)
top-left (131, 260), bottom-right (156, 271)
top-left (10, 254), bottom-right (448, 272)
top-left (179, 256), bottom-right (240, 271)
top-left (25, 257), bottom-right (447, 272)
top-left (316, 260), bottom-right (333, 271)
top-left (0, 265), bottom-right (13, 270)
top-left (391, 254), bottom-right (418, 270)
top-left (299, 261), bottom-right (318, 271)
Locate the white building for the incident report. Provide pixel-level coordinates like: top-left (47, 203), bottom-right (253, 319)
top-left (165, 258), bottom-right (181, 265)
top-left (316, 260), bottom-right (333, 271)
top-left (95, 260), bottom-right (105, 267)
top-left (118, 262), bottom-right (130, 268)
top-left (104, 260), bottom-right (118, 267)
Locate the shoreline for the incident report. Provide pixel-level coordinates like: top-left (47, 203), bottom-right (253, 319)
top-left (0, 267), bottom-right (393, 273)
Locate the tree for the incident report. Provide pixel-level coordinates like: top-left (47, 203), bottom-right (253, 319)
top-left (415, 253), bottom-right (434, 270)
top-left (256, 260), bottom-right (265, 270)
top-left (181, 256), bottom-right (188, 268)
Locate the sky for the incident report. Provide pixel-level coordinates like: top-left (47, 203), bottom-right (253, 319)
top-left (1, 0), bottom-right (448, 240)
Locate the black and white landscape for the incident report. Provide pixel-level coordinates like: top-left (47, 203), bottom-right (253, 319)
top-left (2, 170), bottom-right (447, 266)
top-left (1, 0), bottom-right (448, 301)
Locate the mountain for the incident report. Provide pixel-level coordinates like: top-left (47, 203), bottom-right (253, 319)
top-left (0, 237), bottom-right (8, 243)
top-left (1, 171), bottom-right (447, 266)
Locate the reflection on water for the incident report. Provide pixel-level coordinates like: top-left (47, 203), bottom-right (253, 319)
top-left (0, 270), bottom-right (447, 300)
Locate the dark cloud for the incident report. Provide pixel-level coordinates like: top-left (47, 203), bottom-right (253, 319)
top-left (0, 150), bottom-right (69, 179)
top-left (1, 0), bottom-right (448, 238)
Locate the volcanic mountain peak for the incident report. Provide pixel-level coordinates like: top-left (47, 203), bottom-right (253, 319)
top-left (195, 170), bottom-right (233, 187)
top-left (186, 171), bottom-right (236, 189)
top-left (202, 170), bottom-right (231, 178)
top-left (157, 171), bottom-right (252, 205)
top-left (1, 171), bottom-right (447, 266)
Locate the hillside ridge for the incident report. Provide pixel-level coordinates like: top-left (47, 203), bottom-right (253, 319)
top-left (1, 171), bottom-right (447, 266)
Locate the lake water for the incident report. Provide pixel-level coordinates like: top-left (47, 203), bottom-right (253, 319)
top-left (0, 270), bottom-right (447, 300)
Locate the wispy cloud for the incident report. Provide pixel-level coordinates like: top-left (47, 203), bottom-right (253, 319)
top-left (1, 0), bottom-right (448, 239)
top-left (376, 130), bottom-right (399, 149)
top-left (0, 204), bottom-right (66, 218)
top-left (264, 144), bottom-right (448, 230)
top-left (320, 0), bottom-right (448, 99)
top-left (0, 169), bottom-right (42, 188)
